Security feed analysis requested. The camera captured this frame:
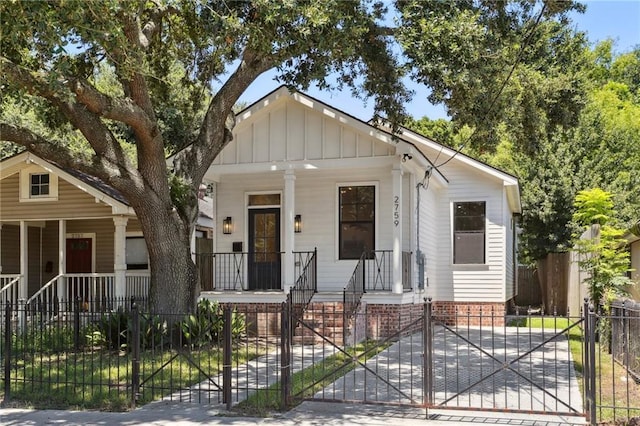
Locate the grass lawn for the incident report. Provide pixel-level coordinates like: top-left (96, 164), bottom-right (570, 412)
top-left (510, 317), bottom-right (640, 424)
top-left (1, 340), bottom-right (271, 411)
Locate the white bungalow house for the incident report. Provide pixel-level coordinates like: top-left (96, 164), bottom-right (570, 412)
top-left (1, 86), bottom-right (521, 331)
top-left (0, 152), bottom-right (213, 314)
top-left (200, 86), bottom-right (522, 325)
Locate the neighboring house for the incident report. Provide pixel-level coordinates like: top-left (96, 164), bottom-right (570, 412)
top-left (0, 151), bottom-right (213, 310)
top-left (200, 86), bottom-right (522, 325)
top-left (623, 220), bottom-right (640, 301)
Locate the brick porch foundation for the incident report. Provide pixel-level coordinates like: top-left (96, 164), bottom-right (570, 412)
top-left (431, 301), bottom-right (507, 326)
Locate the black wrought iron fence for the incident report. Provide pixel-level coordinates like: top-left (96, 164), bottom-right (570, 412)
top-left (610, 299), bottom-right (640, 380)
top-left (343, 252), bottom-right (366, 326)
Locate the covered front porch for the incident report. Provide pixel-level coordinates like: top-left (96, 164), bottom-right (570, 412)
top-left (0, 218), bottom-right (150, 317)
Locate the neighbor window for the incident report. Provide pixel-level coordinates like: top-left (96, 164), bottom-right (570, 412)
top-left (126, 236), bottom-right (149, 270)
top-left (339, 185), bottom-right (375, 259)
top-left (30, 173), bottom-right (50, 197)
top-left (453, 201), bottom-right (486, 264)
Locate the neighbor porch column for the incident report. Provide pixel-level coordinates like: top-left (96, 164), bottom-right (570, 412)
top-left (283, 169), bottom-right (296, 294)
top-left (57, 219), bottom-right (66, 302)
top-left (392, 166), bottom-right (403, 294)
top-left (113, 217), bottom-right (128, 301)
top-left (19, 221), bottom-right (28, 300)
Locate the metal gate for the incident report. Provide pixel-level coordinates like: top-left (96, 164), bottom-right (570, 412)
top-left (284, 299), bottom-right (587, 420)
top-left (424, 300), bottom-right (585, 418)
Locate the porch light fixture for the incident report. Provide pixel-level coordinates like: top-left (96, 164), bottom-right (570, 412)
top-left (223, 217), bottom-right (233, 234)
top-left (294, 214), bottom-right (302, 233)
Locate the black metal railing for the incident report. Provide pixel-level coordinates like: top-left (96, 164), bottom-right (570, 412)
top-left (288, 248), bottom-right (317, 319)
top-left (402, 251), bottom-right (413, 291)
top-left (361, 250), bottom-right (413, 292)
top-left (202, 252), bottom-right (284, 291)
top-left (343, 251), bottom-right (366, 325)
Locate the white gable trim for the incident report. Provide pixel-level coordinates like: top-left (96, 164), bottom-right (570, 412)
top-left (1, 152), bottom-right (134, 215)
top-left (235, 86), bottom-right (397, 146)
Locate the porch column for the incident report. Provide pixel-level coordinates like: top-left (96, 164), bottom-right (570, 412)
top-left (58, 220), bottom-right (66, 302)
top-left (19, 221), bottom-right (28, 300)
top-left (283, 169), bottom-right (296, 294)
top-left (0, 224), bottom-right (3, 274)
top-left (113, 217), bottom-right (128, 300)
top-left (392, 166), bottom-right (403, 294)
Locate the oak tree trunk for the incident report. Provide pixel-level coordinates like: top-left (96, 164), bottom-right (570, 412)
top-left (134, 197), bottom-right (197, 315)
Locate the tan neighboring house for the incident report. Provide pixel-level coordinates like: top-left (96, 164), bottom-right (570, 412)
top-left (0, 151), bottom-right (213, 313)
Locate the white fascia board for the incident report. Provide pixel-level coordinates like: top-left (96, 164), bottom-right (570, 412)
top-left (505, 183), bottom-right (522, 214)
top-left (397, 128), bottom-right (519, 186)
top-left (0, 151), bottom-right (30, 179)
top-left (13, 153), bottom-right (134, 215)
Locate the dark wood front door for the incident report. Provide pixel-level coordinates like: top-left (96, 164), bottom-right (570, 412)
top-left (66, 238), bottom-right (92, 273)
top-left (248, 208), bottom-right (281, 290)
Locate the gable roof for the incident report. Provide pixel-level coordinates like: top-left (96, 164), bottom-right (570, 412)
top-left (1, 151), bottom-right (133, 215)
top-left (231, 85), bottom-right (449, 186)
top-left (394, 126), bottom-right (522, 213)
top-left (2, 151), bottom-right (215, 222)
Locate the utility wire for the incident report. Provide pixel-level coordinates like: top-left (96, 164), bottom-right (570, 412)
top-left (434, 2), bottom-right (548, 168)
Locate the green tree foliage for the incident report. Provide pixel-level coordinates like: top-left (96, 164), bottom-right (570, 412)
top-left (572, 188), bottom-right (631, 308)
top-left (0, 0), bottom-right (583, 313)
top-left (399, 1), bottom-right (588, 152)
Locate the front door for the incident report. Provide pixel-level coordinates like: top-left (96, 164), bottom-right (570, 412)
top-left (66, 238), bottom-right (92, 273)
top-left (66, 238), bottom-right (92, 306)
top-left (248, 208), bottom-right (281, 290)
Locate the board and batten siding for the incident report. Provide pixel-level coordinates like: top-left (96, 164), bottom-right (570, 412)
top-left (430, 160), bottom-right (508, 303)
top-left (215, 166), bottom-right (397, 292)
top-left (0, 173), bottom-right (114, 220)
top-left (212, 97), bottom-right (394, 166)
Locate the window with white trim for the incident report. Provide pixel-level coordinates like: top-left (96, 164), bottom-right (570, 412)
top-left (339, 185), bottom-right (375, 259)
top-left (30, 173), bottom-right (50, 197)
top-left (453, 201), bottom-right (486, 264)
top-left (19, 166), bottom-right (58, 201)
top-left (126, 236), bottom-right (149, 270)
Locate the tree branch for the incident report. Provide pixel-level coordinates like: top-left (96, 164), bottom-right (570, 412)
top-left (174, 47), bottom-right (274, 185)
top-left (0, 122), bottom-right (139, 193)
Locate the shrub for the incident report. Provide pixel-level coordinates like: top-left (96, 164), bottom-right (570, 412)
top-left (180, 299), bottom-right (246, 348)
top-left (90, 308), bottom-right (168, 351)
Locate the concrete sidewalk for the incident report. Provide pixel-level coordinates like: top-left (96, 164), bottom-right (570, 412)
top-left (0, 401), bottom-right (588, 425)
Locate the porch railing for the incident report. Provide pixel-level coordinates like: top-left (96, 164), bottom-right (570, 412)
top-left (125, 271), bottom-right (150, 299)
top-left (24, 272), bottom-right (150, 321)
top-left (203, 252), bottom-right (285, 291)
top-left (288, 248), bottom-right (317, 319)
top-left (402, 251), bottom-right (413, 291)
top-left (363, 250), bottom-right (413, 291)
top-left (343, 252), bottom-right (366, 325)
top-left (0, 274), bottom-right (21, 307)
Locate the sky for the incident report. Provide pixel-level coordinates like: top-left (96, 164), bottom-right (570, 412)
top-left (237, 1), bottom-right (640, 122)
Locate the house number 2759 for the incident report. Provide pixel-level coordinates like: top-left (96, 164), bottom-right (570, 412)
top-left (393, 196), bottom-right (400, 226)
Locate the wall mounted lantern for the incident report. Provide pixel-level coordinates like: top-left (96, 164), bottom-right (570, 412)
top-left (294, 214), bottom-right (302, 233)
top-left (223, 217), bottom-right (233, 234)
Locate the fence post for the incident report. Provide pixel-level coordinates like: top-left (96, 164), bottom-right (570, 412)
top-left (131, 302), bottom-right (140, 408)
top-left (17, 298), bottom-right (25, 334)
top-left (74, 296), bottom-right (81, 351)
top-left (223, 306), bottom-right (232, 410)
top-left (280, 301), bottom-right (291, 409)
top-left (586, 301), bottom-right (597, 426)
top-left (3, 303), bottom-right (11, 403)
top-left (424, 297), bottom-right (433, 416)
